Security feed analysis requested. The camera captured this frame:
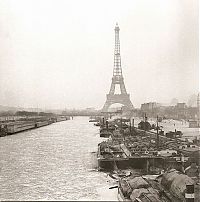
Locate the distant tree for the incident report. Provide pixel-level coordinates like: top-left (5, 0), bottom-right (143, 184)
top-left (62, 111), bottom-right (67, 115)
top-left (0, 110), bottom-right (15, 116)
top-left (39, 112), bottom-right (54, 116)
top-left (15, 111), bottom-right (38, 116)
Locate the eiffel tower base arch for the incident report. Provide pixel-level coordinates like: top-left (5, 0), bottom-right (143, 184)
top-left (102, 94), bottom-right (134, 113)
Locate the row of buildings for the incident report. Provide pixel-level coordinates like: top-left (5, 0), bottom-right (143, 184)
top-left (140, 102), bottom-right (199, 122)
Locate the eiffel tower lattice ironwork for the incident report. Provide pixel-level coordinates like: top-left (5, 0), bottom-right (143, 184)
top-left (102, 23), bottom-right (134, 112)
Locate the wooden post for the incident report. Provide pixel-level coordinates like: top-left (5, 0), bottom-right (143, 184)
top-left (106, 120), bottom-right (108, 130)
top-left (185, 184), bottom-right (195, 202)
top-left (146, 159), bottom-right (150, 174)
top-left (144, 113), bottom-right (147, 132)
top-left (102, 117), bottom-right (105, 126)
top-left (132, 118), bottom-right (134, 128)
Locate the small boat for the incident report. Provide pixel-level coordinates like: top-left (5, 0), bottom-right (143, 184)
top-left (89, 119), bottom-right (98, 122)
top-left (166, 130), bottom-right (183, 138)
top-left (100, 131), bottom-right (112, 138)
top-left (94, 122), bottom-right (100, 126)
top-left (109, 170), bottom-right (132, 180)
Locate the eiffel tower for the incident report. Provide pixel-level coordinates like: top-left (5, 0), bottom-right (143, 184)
top-left (102, 23), bottom-right (134, 112)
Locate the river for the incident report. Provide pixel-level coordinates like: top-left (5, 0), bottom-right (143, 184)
top-left (0, 116), bottom-right (117, 201)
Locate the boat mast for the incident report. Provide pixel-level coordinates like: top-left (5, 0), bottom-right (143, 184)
top-left (156, 115), bottom-right (159, 150)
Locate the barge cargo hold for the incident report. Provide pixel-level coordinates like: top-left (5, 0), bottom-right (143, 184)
top-left (100, 130), bottom-right (113, 138)
top-left (97, 128), bottom-right (190, 171)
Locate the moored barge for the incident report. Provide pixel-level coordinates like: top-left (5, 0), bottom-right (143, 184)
top-left (117, 169), bottom-right (198, 201)
top-left (0, 116), bottom-right (70, 137)
top-left (96, 117), bottom-right (199, 201)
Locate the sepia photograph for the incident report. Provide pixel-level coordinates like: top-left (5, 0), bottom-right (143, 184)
top-left (0, 0), bottom-right (199, 201)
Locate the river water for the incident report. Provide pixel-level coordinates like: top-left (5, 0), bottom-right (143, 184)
top-left (0, 117), bottom-right (117, 201)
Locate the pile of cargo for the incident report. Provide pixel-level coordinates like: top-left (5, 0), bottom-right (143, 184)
top-left (118, 169), bottom-right (198, 202)
top-left (98, 140), bottom-right (126, 159)
top-left (160, 169), bottom-right (194, 200)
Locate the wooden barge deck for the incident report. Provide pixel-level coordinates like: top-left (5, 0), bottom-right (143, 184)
top-left (97, 122), bottom-right (199, 171)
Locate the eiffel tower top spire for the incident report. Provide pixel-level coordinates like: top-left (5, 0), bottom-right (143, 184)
top-left (113, 23), bottom-right (122, 77)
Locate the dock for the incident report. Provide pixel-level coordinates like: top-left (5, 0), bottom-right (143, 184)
top-left (0, 115), bottom-right (70, 137)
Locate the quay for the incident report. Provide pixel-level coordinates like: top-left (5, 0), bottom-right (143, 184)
top-left (0, 115), bottom-right (70, 137)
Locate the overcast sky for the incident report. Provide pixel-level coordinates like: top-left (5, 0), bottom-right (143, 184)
top-left (0, 0), bottom-right (198, 109)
